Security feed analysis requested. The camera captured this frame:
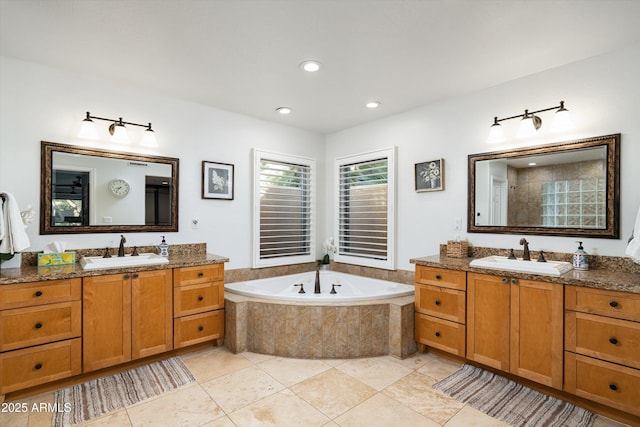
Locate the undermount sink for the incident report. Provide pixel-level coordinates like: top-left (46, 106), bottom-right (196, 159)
top-left (80, 253), bottom-right (169, 270)
top-left (469, 255), bottom-right (573, 276)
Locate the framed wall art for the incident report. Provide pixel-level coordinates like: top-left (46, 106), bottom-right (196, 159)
top-left (415, 159), bottom-right (444, 192)
top-left (202, 161), bottom-right (234, 200)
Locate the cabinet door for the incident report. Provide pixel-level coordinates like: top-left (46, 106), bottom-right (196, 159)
top-left (510, 278), bottom-right (563, 389)
top-left (132, 270), bottom-right (173, 359)
top-left (83, 274), bottom-right (131, 372)
top-left (466, 272), bottom-right (510, 371)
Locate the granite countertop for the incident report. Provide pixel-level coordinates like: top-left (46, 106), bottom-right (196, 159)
top-left (0, 253), bottom-right (229, 285)
top-left (410, 255), bottom-right (640, 294)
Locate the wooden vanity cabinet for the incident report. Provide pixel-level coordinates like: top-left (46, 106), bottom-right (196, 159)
top-left (0, 278), bottom-right (82, 394)
top-left (414, 266), bottom-right (467, 356)
top-left (83, 269), bottom-right (172, 372)
top-left (564, 285), bottom-right (640, 416)
top-left (466, 272), bottom-right (564, 389)
top-left (173, 264), bottom-right (224, 348)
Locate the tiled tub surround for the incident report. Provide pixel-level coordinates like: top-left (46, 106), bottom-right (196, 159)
top-left (225, 292), bottom-right (416, 359)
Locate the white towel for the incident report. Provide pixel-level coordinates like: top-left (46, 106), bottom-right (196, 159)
top-left (0, 196), bottom-right (5, 242)
top-left (626, 203), bottom-right (640, 263)
top-left (0, 192), bottom-right (31, 255)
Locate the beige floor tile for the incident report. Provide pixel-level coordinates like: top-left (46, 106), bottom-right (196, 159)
top-left (334, 393), bottom-right (439, 427)
top-left (444, 405), bottom-right (510, 426)
top-left (77, 409), bottom-right (132, 426)
top-left (229, 389), bottom-right (330, 427)
top-left (335, 356), bottom-right (413, 391)
top-left (200, 365), bottom-right (286, 413)
top-left (257, 357), bottom-right (332, 387)
top-left (241, 351), bottom-right (275, 364)
top-left (592, 415), bottom-right (631, 427)
top-left (290, 368), bottom-right (376, 419)
top-left (181, 347), bottom-right (253, 383)
top-left (383, 371), bottom-right (464, 424)
top-left (386, 352), bottom-right (435, 370)
top-left (126, 383), bottom-right (223, 426)
top-left (0, 401), bottom-right (29, 427)
top-left (415, 352), bottom-right (463, 382)
top-left (200, 415), bottom-right (238, 427)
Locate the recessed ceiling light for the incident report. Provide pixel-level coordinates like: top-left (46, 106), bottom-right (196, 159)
top-left (528, 162), bottom-right (537, 166)
top-left (366, 101), bottom-right (381, 109)
top-left (276, 107), bottom-right (292, 115)
top-left (299, 60), bottom-right (321, 72)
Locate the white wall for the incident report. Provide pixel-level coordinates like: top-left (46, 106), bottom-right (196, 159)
top-left (325, 41), bottom-right (640, 271)
top-left (0, 56), bottom-right (325, 269)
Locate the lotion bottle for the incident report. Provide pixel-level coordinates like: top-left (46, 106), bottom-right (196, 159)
top-left (159, 236), bottom-right (169, 258)
top-left (573, 241), bottom-right (589, 270)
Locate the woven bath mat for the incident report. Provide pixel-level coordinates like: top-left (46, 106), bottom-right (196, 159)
top-left (433, 364), bottom-right (595, 427)
top-left (52, 357), bottom-right (195, 426)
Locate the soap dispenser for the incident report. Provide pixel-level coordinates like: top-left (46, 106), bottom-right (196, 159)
top-left (573, 241), bottom-right (589, 271)
top-left (159, 236), bottom-right (169, 258)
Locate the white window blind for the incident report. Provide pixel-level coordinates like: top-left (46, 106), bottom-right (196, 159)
top-left (335, 147), bottom-right (396, 270)
top-left (253, 150), bottom-right (315, 268)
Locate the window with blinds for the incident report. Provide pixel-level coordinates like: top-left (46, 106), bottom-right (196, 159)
top-left (335, 147), bottom-right (396, 270)
top-left (253, 150), bottom-right (315, 268)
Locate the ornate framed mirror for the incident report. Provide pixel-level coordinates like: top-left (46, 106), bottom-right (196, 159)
top-left (468, 134), bottom-right (620, 238)
top-left (41, 141), bottom-right (179, 234)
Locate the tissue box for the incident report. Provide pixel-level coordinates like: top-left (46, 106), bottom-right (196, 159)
top-left (446, 241), bottom-right (468, 258)
top-left (37, 252), bottom-right (76, 267)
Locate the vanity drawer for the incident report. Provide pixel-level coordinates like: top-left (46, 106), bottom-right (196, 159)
top-left (174, 264), bottom-right (224, 287)
top-left (565, 285), bottom-right (640, 322)
top-left (565, 352), bottom-right (640, 416)
top-left (174, 310), bottom-right (224, 348)
top-left (565, 311), bottom-right (640, 369)
top-left (174, 281), bottom-right (224, 316)
top-left (0, 278), bottom-right (81, 310)
top-left (415, 284), bottom-right (465, 323)
top-left (415, 313), bottom-right (465, 356)
top-left (415, 266), bottom-right (466, 291)
top-left (0, 338), bottom-right (81, 394)
top-left (0, 301), bottom-right (81, 352)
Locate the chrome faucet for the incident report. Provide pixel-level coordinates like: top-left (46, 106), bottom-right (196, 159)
top-left (118, 235), bottom-right (126, 257)
top-left (519, 238), bottom-right (530, 261)
top-left (314, 269), bottom-right (321, 294)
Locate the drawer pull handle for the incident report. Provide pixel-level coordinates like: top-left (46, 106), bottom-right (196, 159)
top-left (435, 300), bottom-right (441, 306)
top-left (609, 337), bottom-right (618, 345)
top-left (198, 296), bottom-right (204, 301)
top-left (198, 272), bottom-right (204, 278)
top-left (133, 273), bottom-right (139, 279)
top-left (511, 278), bottom-right (518, 284)
top-left (34, 290), bottom-right (43, 297)
top-left (435, 332), bottom-right (441, 337)
top-left (609, 301), bottom-right (619, 308)
top-left (435, 274), bottom-right (442, 280)
top-left (198, 325), bottom-right (204, 331)
top-left (502, 277), bottom-right (508, 283)
top-left (35, 322), bottom-right (43, 329)
top-left (124, 274), bottom-right (131, 279)
top-left (34, 363), bottom-right (42, 370)
top-left (609, 383), bottom-right (618, 391)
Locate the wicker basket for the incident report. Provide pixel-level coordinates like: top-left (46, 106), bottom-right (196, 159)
top-left (446, 240), bottom-right (469, 258)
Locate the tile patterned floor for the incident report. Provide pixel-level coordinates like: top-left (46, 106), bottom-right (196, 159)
top-left (0, 347), bottom-right (630, 426)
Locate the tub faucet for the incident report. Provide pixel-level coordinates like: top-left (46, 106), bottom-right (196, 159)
top-left (118, 235), bottom-right (126, 257)
top-left (314, 269), bottom-right (321, 294)
top-left (519, 238), bottom-right (530, 261)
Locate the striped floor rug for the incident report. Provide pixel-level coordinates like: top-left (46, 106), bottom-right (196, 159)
top-left (433, 364), bottom-right (595, 427)
top-left (52, 357), bottom-right (195, 426)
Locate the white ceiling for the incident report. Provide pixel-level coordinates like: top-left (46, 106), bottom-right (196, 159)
top-left (2, 0), bottom-right (640, 135)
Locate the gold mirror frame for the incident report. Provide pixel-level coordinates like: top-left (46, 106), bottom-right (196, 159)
top-left (468, 134), bottom-right (620, 238)
top-left (40, 141), bottom-right (179, 234)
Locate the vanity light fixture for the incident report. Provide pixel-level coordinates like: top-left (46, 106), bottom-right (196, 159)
top-left (78, 112), bottom-right (158, 147)
top-left (488, 101), bottom-right (574, 143)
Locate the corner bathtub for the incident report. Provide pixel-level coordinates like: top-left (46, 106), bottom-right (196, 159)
top-left (224, 271), bottom-right (417, 359)
top-left (224, 271), bottom-right (415, 302)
